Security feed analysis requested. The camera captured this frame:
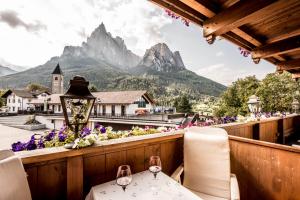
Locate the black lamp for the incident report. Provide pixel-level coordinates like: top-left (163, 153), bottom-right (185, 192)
top-left (60, 76), bottom-right (95, 147)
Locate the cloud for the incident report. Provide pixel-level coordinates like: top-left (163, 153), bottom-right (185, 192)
top-left (216, 51), bottom-right (224, 57)
top-left (197, 63), bottom-right (244, 86)
top-left (0, 10), bottom-right (46, 32)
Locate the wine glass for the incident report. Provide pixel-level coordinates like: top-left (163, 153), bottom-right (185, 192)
top-left (149, 156), bottom-right (162, 179)
top-left (116, 165), bottom-right (132, 191)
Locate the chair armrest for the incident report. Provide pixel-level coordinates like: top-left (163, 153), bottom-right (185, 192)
top-left (171, 164), bottom-right (184, 184)
top-left (230, 174), bottom-right (240, 200)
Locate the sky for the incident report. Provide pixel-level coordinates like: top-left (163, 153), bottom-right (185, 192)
top-left (0, 0), bottom-right (276, 85)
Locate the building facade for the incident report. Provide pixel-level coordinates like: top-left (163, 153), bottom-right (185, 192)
top-left (29, 91), bottom-right (154, 116)
top-left (1, 90), bottom-right (50, 113)
top-left (51, 63), bottom-right (64, 94)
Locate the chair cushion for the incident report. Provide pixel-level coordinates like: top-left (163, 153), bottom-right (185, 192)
top-left (190, 189), bottom-right (228, 200)
top-left (0, 156), bottom-right (32, 200)
top-left (0, 149), bottom-right (15, 160)
top-left (183, 127), bottom-right (231, 199)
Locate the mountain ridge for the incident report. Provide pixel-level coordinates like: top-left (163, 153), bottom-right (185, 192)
top-left (0, 23), bottom-right (226, 99)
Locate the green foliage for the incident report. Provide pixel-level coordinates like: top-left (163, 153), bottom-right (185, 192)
top-left (214, 72), bottom-right (299, 117)
top-left (26, 83), bottom-right (49, 93)
top-left (0, 90), bottom-right (5, 108)
top-left (88, 84), bottom-right (98, 92)
top-left (257, 72), bottom-right (298, 112)
top-left (174, 95), bottom-right (192, 113)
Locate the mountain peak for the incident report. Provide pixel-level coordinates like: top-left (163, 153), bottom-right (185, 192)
top-left (60, 22), bottom-right (140, 68)
top-left (139, 43), bottom-right (185, 72)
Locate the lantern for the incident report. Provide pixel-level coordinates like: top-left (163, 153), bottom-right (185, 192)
top-left (292, 99), bottom-right (299, 114)
top-left (60, 76), bottom-right (95, 140)
top-left (247, 95), bottom-right (261, 115)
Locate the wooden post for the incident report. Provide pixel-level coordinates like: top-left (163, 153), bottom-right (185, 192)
top-left (67, 156), bottom-right (83, 200)
top-left (277, 118), bottom-right (284, 144)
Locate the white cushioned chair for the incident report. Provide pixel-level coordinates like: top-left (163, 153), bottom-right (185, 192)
top-left (0, 149), bottom-right (32, 200)
top-left (172, 127), bottom-right (240, 200)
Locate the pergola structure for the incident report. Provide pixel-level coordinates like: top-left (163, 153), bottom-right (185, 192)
top-left (149, 0), bottom-right (300, 78)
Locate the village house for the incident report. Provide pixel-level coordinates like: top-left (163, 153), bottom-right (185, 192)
top-left (28, 90), bottom-right (155, 116)
top-left (1, 90), bottom-right (50, 113)
top-left (1, 64), bottom-right (155, 115)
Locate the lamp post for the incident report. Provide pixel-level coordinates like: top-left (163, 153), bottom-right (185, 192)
top-left (292, 99), bottom-right (299, 114)
top-left (247, 95), bottom-right (261, 118)
top-left (60, 76), bottom-right (95, 148)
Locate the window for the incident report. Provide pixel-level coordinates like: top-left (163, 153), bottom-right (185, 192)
top-left (121, 105), bottom-right (126, 116)
top-left (12, 99), bottom-right (15, 103)
top-left (8, 99), bottom-right (10, 103)
top-left (111, 105), bottom-right (115, 116)
top-left (58, 105), bottom-right (61, 112)
top-left (55, 77), bottom-right (58, 80)
top-left (102, 105), bottom-right (106, 115)
top-left (18, 99), bottom-right (21, 103)
top-left (12, 107), bottom-right (15, 112)
top-left (134, 97), bottom-right (147, 108)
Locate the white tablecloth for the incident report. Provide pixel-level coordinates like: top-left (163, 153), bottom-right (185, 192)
top-left (86, 170), bottom-right (202, 200)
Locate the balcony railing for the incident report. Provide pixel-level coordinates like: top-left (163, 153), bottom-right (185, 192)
top-left (15, 114), bottom-right (300, 200)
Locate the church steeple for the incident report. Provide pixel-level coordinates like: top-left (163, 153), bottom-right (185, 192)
top-left (51, 63), bottom-right (64, 94)
top-left (52, 63), bottom-right (63, 75)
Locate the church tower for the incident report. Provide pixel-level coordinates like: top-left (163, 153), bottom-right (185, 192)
top-left (51, 63), bottom-right (64, 94)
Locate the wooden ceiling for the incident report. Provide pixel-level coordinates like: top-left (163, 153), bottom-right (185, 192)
top-left (149, 0), bottom-right (300, 78)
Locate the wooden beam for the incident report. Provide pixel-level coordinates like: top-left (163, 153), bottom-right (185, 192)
top-left (203, 0), bottom-right (278, 38)
top-left (178, 0), bottom-right (286, 62)
top-left (252, 35), bottom-right (300, 59)
top-left (150, 0), bottom-right (204, 25)
top-left (277, 58), bottom-right (300, 71)
top-left (67, 156), bottom-right (83, 200)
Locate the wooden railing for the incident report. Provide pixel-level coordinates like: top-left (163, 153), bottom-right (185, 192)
top-left (16, 115), bottom-right (300, 200)
top-left (17, 132), bottom-right (184, 200)
top-left (217, 115), bottom-right (300, 144)
top-left (229, 135), bottom-right (300, 200)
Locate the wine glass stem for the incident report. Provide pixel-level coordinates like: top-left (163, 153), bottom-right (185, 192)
top-left (122, 186), bottom-right (126, 191)
top-left (154, 172), bottom-right (157, 179)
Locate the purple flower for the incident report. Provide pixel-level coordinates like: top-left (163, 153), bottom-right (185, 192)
top-left (94, 123), bottom-right (101, 129)
top-left (58, 126), bottom-right (67, 142)
top-left (58, 133), bottom-right (67, 142)
top-left (44, 130), bottom-right (56, 141)
top-left (100, 126), bottom-right (106, 134)
top-left (25, 138), bottom-right (37, 151)
top-left (81, 127), bottom-right (91, 137)
top-left (37, 139), bottom-right (45, 149)
top-left (12, 141), bottom-right (26, 152)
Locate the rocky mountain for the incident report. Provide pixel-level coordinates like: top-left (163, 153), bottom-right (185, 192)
top-left (61, 23), bottom-right (140, 69)
top-left (0, 23), bottom-right (226, 98)
top-left (0, 65), bottom-right (16, 76)
top-left (0, 58), bottom-right (26, 72)
top-left (139, 43), bottom-right (185, 72)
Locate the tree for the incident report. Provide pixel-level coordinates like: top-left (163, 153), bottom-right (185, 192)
top-left (213, 72), bottom-right (300, 117)
top-left (26, 83), bottom-right (49, 93)
top-left (214, 76), bottom-right (260, 116)
top-left (257, 72), bottom-right (298, 112)
top-left (89, 84), bottom-right (98, 92)
top-left (0, 90), bottom-right (5, 108)
top-left (177, 95), bottom-right (192, 113)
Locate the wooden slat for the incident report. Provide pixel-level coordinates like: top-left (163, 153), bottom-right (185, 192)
top-left (203, 0), bottom-right (277, 37)
top-left (144, 144), bottom-right (161, 169)
top-left (277, 58), bottom-right (300, 70)
top-left (252, 35), bottom-right (300, 59)
top-left (67, 156), bottom-right (83, 200)
top-left (229, 136), bottom-right (300, 200)
top-left (126, 147), bottom-right (145, 173)
top-left (105, 151), bottom-right (126, 181)
top-left (38, 161), bottom-right (67, 200)
top-left (83, 154), bottom-right (106, 193)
